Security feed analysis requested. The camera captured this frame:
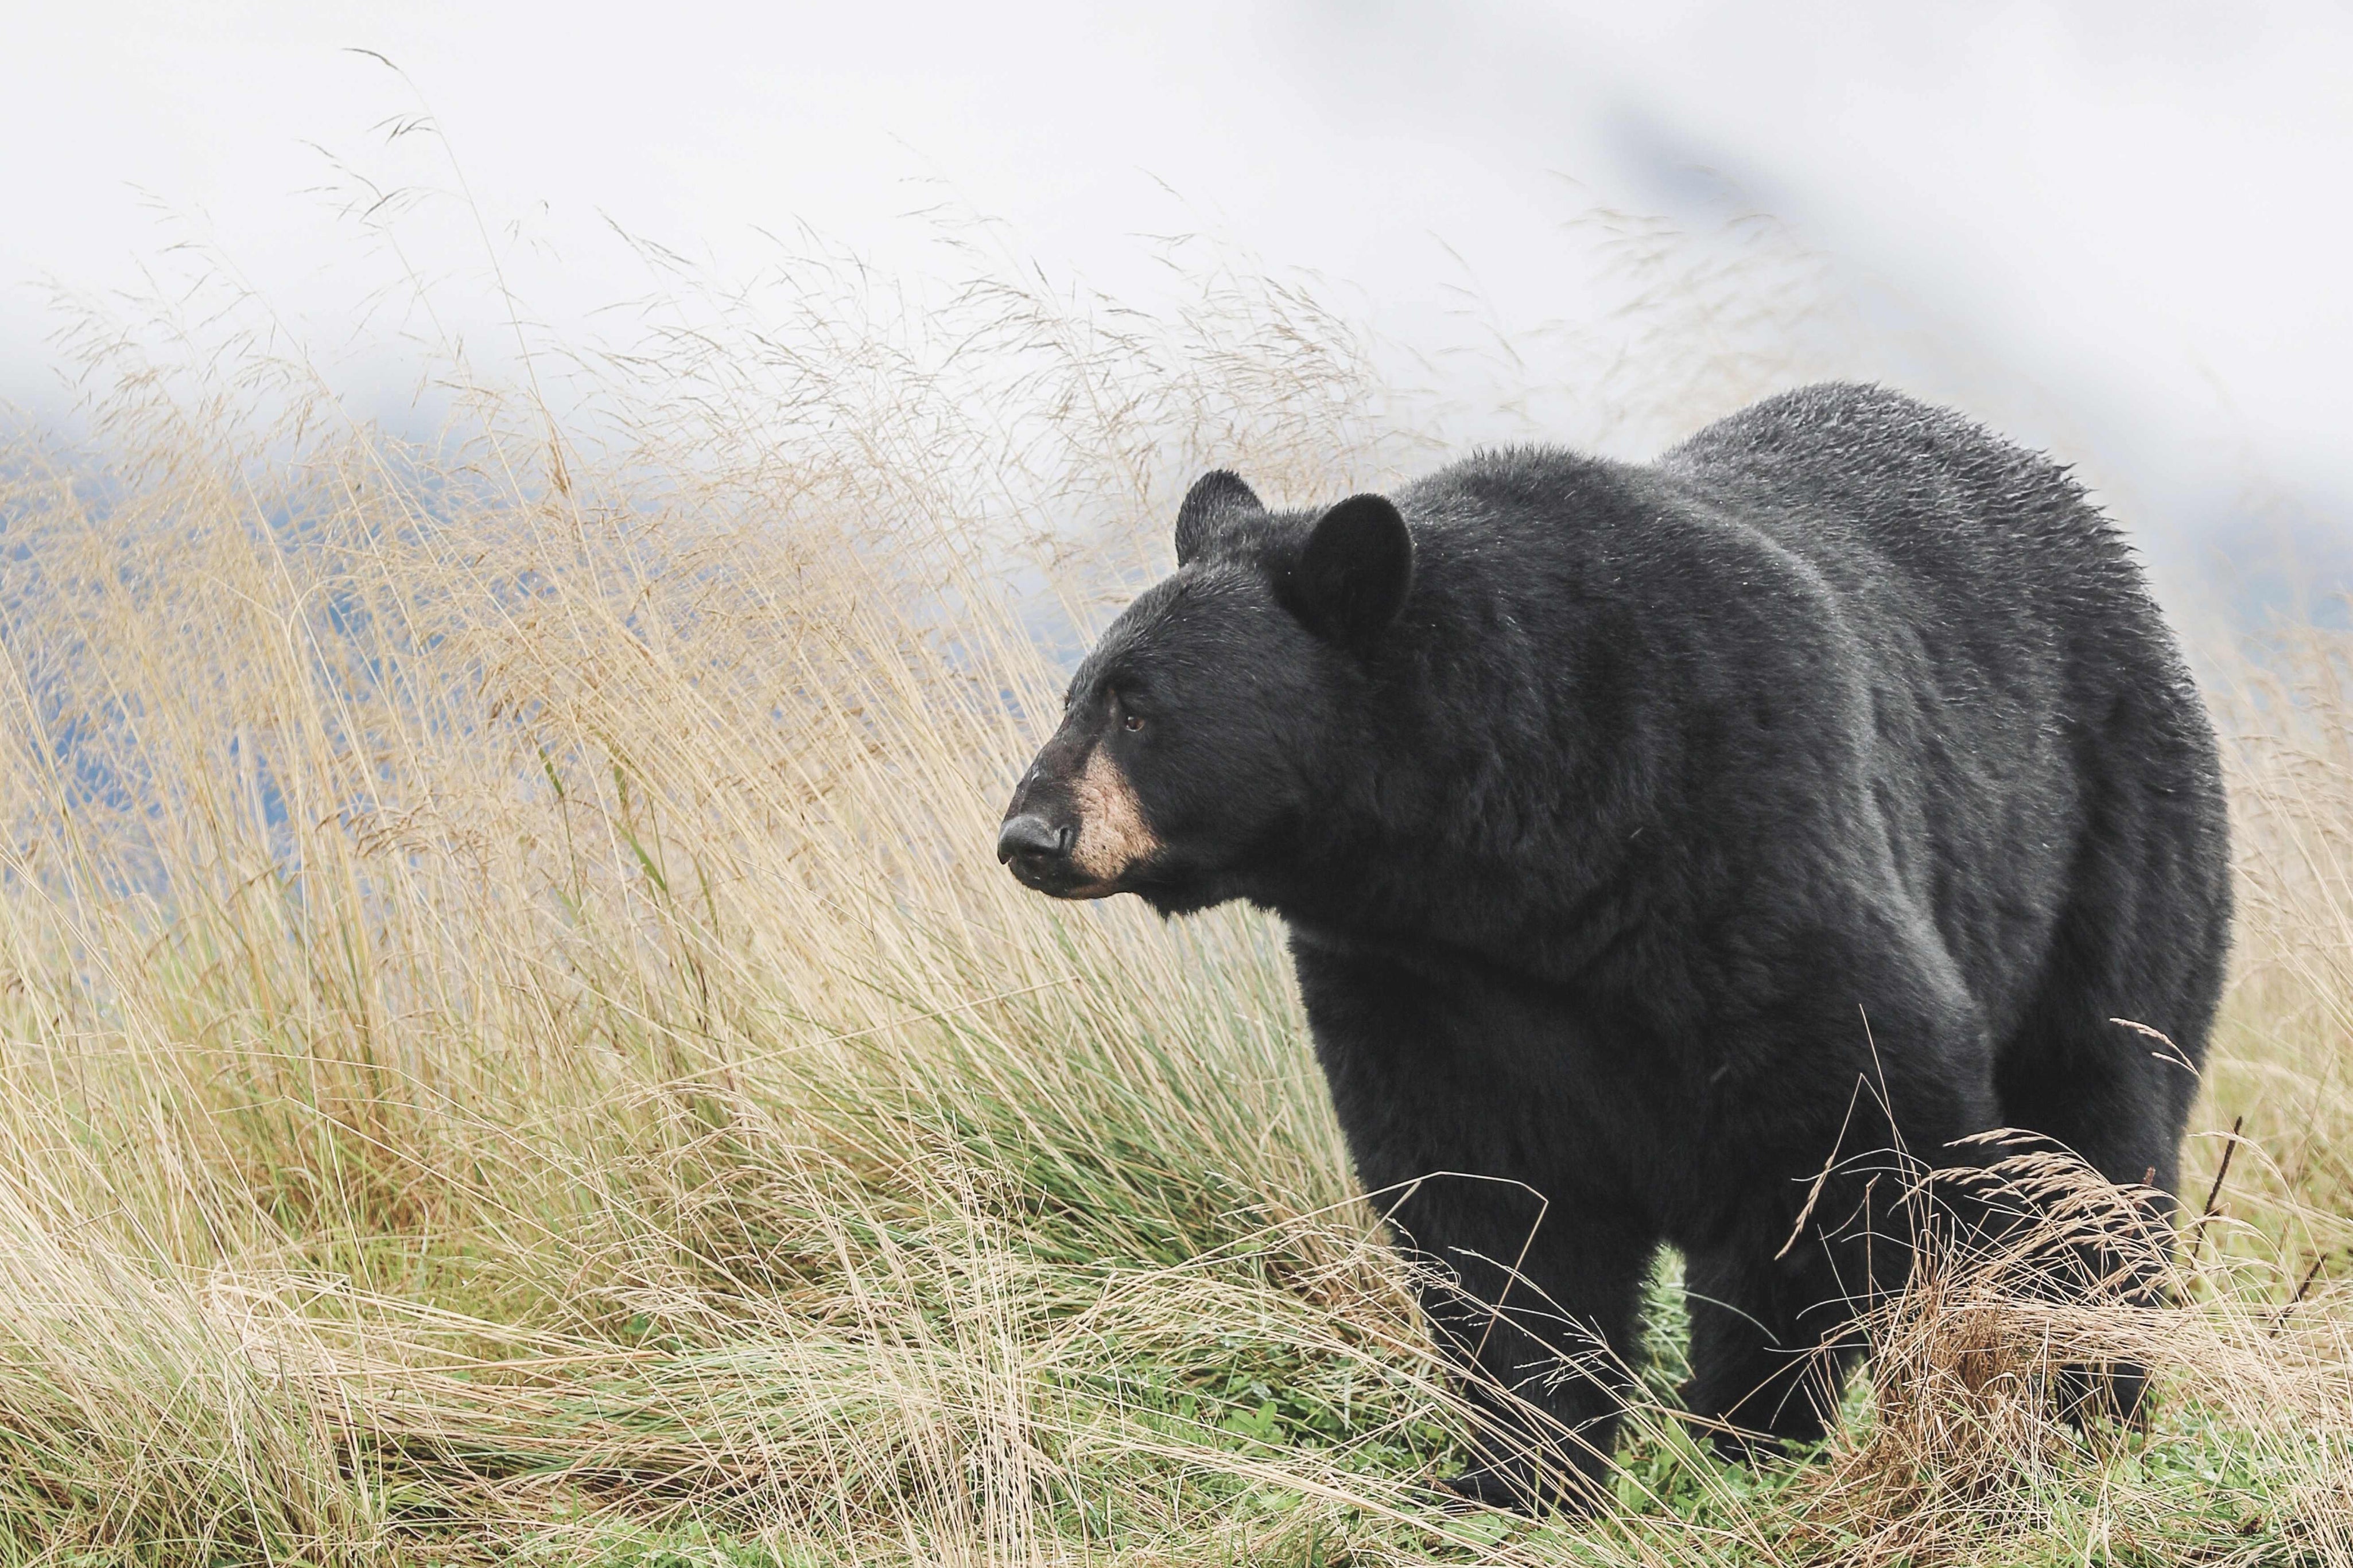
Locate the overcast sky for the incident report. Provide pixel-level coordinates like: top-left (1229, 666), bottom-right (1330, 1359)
top-left (5, 0), bottom-right (2350, 617)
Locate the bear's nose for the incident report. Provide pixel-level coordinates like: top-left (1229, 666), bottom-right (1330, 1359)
top-left (996, 813), bottom-right (1072, 865)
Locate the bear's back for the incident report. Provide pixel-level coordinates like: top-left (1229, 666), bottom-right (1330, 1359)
top-left (1653, 383), bottom-right (2159, 674)
top-left (1383, 383), bottom-right (2169, 718)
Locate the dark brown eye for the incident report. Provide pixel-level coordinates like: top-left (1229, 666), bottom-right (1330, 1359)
top-left (1123, 713), bottom-right (1145, 732)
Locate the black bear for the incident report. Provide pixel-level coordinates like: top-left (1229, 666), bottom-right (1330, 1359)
top-left (996, 383), bottom-right (2231, 1510)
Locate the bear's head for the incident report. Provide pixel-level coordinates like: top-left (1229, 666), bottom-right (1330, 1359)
top-left (997, 470), bottom-right (1414, 916)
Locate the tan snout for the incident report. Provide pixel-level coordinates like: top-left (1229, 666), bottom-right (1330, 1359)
top-left (1067, 746), bottom-right (1160, 884)
top-left (999, 745), bottom-right (1162, 898)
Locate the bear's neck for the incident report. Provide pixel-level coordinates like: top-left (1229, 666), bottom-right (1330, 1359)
top-left (1260, 612), bottom-right (1686, 991)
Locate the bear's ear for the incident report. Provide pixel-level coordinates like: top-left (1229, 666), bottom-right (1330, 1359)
top-left (1174, 469), bottom-right (1263, 565)
top-left (1286, 493), bottom-right (1413, 652)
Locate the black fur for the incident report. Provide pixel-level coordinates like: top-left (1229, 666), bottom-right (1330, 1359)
top-left (1000, 384), bottom-right (2232, 1509)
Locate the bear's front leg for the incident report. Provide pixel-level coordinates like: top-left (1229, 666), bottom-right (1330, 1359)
top-left (1680, 1230), bottom-right (1869, 1457)
top-left (1397, 1186), bottom-right (1655, 1513)
top-left (1681, 936), bottom-right (2002, 1458)
top-left (1291, 936), bottom-right (1656, 1512)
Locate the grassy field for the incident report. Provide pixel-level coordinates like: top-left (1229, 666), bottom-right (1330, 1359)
top-left (1, 244), bottom-right (2350, 1566)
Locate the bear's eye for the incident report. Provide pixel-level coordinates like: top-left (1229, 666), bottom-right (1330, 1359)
top-left (1123, 712), bottom-right (1145, 732)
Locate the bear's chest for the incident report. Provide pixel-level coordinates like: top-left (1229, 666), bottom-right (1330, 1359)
top-left (1290, 931), bottom-right (1737, 1227)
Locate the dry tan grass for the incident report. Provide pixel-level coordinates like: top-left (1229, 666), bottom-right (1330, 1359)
top-left (0, 216), bottom-right (2347, 1566)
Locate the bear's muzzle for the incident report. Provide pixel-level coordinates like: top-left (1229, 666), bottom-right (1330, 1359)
top-left (999, 745), bottom-right (1160, 898)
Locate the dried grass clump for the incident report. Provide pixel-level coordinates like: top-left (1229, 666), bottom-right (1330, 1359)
top-left (1799, 1150), bottom-right (2353, 1566)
